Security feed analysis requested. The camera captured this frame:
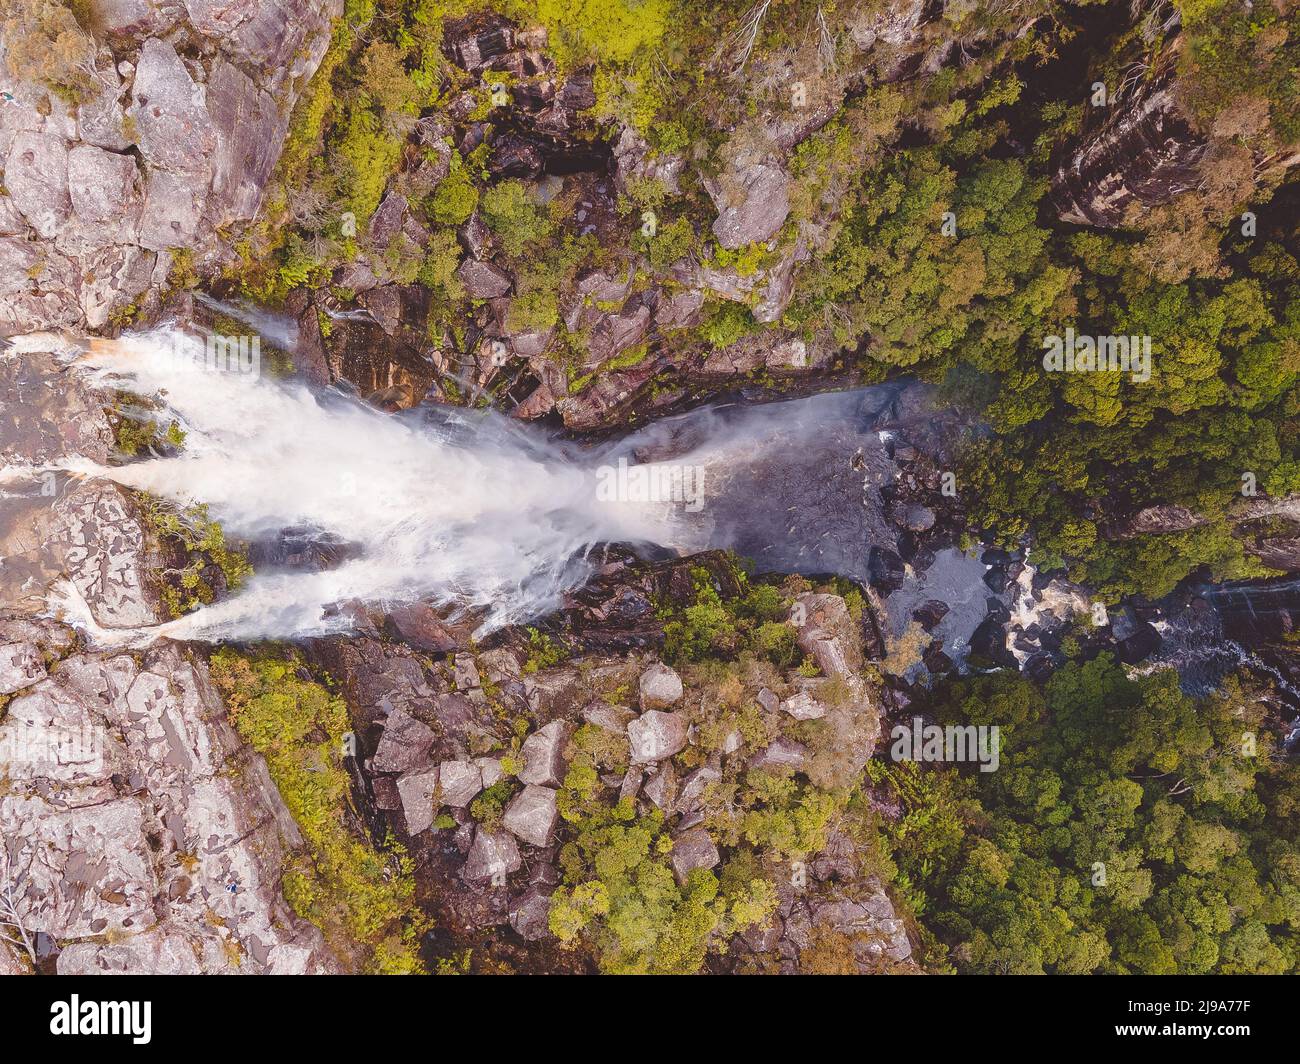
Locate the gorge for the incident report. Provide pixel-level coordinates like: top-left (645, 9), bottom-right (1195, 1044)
top-left (2, 0), bottom-right (1299, 982)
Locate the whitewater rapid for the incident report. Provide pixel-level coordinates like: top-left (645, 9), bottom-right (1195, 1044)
top-left (7, 325), bottom-right (700, 643)
top-left (3, 316), bottom-right (916, 648)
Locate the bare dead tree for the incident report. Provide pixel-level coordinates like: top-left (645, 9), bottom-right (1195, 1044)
top-left (1115, 59), bottom-right (1150, 104)
top-left (287, 185), bottom-right (333, 232)
top-left (0, 846), bottom-right (35, 967)
top-left (816, 5), bottom-right (837, 73)
top-left (714, 0), bottom-right (773, 79)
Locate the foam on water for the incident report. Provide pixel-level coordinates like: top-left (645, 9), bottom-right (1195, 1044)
top-left (24, 324), bottom-right (698, 643)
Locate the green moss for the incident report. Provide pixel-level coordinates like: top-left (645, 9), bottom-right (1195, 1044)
top-left (699, 301), bottom-right (756, 349)
top-left (602, 342), bottom-right (650, 372)
top-left (522, 627), bottom-right (568, 673)
top-left (530, 0), bottom-right (673, 67)
top-left (110, 404), bottom-right (186, 458)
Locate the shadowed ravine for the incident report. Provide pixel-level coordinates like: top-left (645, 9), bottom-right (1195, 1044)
top-left (1, 325), bottom-right (911, 645)
top-left (8, 321), bottom-right (1300, 728)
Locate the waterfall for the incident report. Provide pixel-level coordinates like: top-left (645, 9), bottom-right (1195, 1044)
top-left (15, 325), bottom-right (693, 642)
top-left (9, 324), bottom-right (898, 646)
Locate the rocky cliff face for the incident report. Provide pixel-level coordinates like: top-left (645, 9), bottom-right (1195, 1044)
top-left (0, 0), bottom-right (342, 974)
top-left (0, 0), bottom-right (340, 334)
top-left (1051, 16), bottom-right (1299, 230)
top-left (0, 620), bottom-right (336, 974)
top-left (0, 346), bottom-right (339, 973)
top-left (320, 554), bottom-right (914, 974)
top-left (1051, 57), bottom-right (1207, 228)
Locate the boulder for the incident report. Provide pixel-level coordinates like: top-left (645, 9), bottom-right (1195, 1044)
top-left (899, 504), bottom-right (935, 532)
top-left (446, 20), bottom-right (516, 72)
top-left (386, 602), bottom-right (468, 653)
top-left (6, 132), bottom-right (71, 240)
top-left (867, 546), bottom-right (906, 595)
top-left (781, 688), bottom-right (827, 721)
top-left (638, 661), bottom-right (683, 709)
top-left (454, 654), bottom-right (481, 691)
top-left (586, 301), bottom-right (651, 365)
top-left (670, 828), bottom-right (720, 885)
top-left (508, 885), bottom-right (553, 941)
top-left (476, 648), bottom-right (522, 686)
top-left (458, 258), bottom-right (513, 298)
top-left (643, 762), bottom-right (679, 810)
top-left (1116, 621), bottom-right (1162, 665)
top-left (371, 707), bottom-right (435, 774)
top-left (582, 702), bottom-right (635, 733)
top-left (517, 719), bottom-right (574, 787)
top-left (627, 710), bottom-right (688, 764)
top-left (1125, 504), bottom-right (1204, 536)
top-left (748, 738), bottom-right (809, 772)
top-left (502, 785), bottom-right (559, 848)
top-left (791, 593), bottom-right (864, 678)
top-left (463, 828), bottom-right (521, 882)
top-left (912, 600), bottom-right (950, 631)
top-left (619, 766), bottom-right (643, 801)
top-left (396, 769), bottom-right (440, 835)
top-left (475, 756), bottom-right (505, 789)
top-left (612, 127), bottom-right (684, 196)
top-left (706, 161), bottom-right (791, 249)
top-left (437, 760), bottom-right (484, 807)
top-left (809, 888), bottom-right (913, 968)
top-left (523, 667), bottom-right (581, 717)
top-left (677, 762), bottom-right (721, 814)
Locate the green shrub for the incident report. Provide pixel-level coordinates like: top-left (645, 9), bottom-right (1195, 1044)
top-left (210, 650), bottom-right (425, 973)
top-left (480, 179), bottom-right (554, 260)
top-left (429, 162), bottom-right (480, 226)
top-left (532, 0), bottom-right (672, 66)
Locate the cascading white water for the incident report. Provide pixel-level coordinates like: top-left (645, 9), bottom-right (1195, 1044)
top-left (16, 324), bottom-right (701, 644)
